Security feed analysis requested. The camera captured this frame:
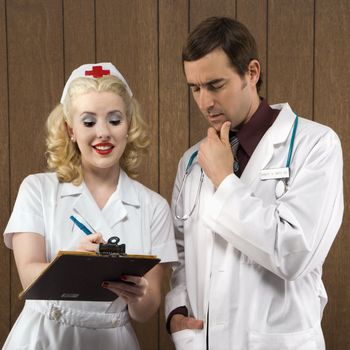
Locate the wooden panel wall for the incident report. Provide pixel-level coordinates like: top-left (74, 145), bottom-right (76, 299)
top-left (0, 0), bottom-right (10, 341)
top-left (6, 0), bottom-right (63, 326)
top-left (315, 1), bottom-right (350, 348)
top-left (0, 1), bottom-right (349, 349)
top-left (158, 1), bottom-right (188, 348)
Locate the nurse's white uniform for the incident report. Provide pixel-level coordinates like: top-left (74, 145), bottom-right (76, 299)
top-left (166, 103), bottom-right (344, 350)
top-left (3, 169), bottom-right (178, 350)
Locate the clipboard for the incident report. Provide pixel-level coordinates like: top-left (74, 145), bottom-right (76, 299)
top-left (19, 237), bottom-right (160, 302)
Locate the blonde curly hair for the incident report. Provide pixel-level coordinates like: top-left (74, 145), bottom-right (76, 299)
top-left (46, 75), bottom-right (150, 185)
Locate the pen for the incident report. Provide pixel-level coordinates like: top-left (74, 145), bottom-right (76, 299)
top-left (70, 215), bottom-right (93, 235)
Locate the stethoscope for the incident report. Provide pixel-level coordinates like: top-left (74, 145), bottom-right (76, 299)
top-left (174, 115), bottom-right (299, 221)
top-left (174, 151), bottom-right (204, 221)
top-left (274, 115), bottom-right (298, 199)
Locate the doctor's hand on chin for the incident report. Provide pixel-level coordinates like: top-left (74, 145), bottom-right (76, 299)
top-left (170, 314), bottom-right (204, 333)
top-left (198, 121), bottom-right (234, 189)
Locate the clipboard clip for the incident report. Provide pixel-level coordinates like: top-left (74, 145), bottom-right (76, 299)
top-left (97, 236), bottom-right (126, 256)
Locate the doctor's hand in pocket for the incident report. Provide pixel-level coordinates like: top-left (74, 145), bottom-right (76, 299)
top-left (170, 314), bottom-right (204, 333)
top-left (170, 315), bottom-right (204, 350)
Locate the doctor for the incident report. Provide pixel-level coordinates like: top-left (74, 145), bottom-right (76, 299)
top-left (165, 17), bottom-right (343, 350)
top-left (3, 63), bottom-right (177, 349)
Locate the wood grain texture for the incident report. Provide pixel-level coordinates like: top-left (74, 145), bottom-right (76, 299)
top-left (314, 1), bottom-right (350, 348)
top-left (63, 0), bottom-right (95, 79)
top-left (0, 0), bottom-right (10, 346)
top-left (96, 0), bottom-right (158, 193)
top-left (268, 0), bottom-right (314, 118)
top-left (159, 0), bottom-right (189, 203)
top-left (7, 0), bottom-right (64, 326)
top-left (236, 0), bottom-right (267, 98)
top-left (189, 0), bottom-right (236, 146)
top-left (158, 1), bottom-right (188, 347)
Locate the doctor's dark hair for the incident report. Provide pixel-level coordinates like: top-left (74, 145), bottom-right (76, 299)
top-left (46, 75), bottom-right (150, 185)
top-left (182, 16), bottom-right (262, 92)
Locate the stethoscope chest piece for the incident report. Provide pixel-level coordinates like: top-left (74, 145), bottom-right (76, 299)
top-left (275, 179), bottom-right (287, 199)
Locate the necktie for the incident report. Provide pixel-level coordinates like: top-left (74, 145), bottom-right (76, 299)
top-left (229, 134), bottom-right (239, 173)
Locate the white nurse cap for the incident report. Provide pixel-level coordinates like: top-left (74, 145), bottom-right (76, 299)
top-left (60, 62), bottom-right (132, 104)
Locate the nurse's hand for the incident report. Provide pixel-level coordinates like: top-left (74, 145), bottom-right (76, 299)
top-left (76, 232), bottom-right (104, 252)
top-left (198, 121), bottom-right (233, 188)
top-left (101, 275), bottom-right (148, 304)
top-left (105, 264), bottom-right (165, 323)
top-left (170, 314), bottom-right (204, 333)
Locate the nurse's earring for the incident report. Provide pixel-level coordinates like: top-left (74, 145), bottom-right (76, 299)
top-left (65, 122), bottom-right (75, 143)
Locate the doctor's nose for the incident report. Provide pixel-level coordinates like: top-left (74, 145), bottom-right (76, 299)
top-left (197, 89), bottom-right (214, 112)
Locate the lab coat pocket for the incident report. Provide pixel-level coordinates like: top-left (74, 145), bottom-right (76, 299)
top-left (171, 329), bottom-right (204, 350)
top-left (248, 327), bottom-right (318, 350)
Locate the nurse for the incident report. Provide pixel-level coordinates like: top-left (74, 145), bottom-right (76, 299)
top-left (3, 62), bottom-right (177, 349)
top-left (165, 17), bottom-right (344, 349)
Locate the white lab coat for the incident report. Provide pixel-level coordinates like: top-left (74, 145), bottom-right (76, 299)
top-left (3, 169), bottom-right (178, 350)
top-left (166, 103), bottom-right (343, 350)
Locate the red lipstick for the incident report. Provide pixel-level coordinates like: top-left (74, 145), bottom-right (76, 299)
top-left (93, 142), bottom-right (114, 155)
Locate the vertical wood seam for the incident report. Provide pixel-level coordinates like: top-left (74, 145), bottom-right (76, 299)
top-left (4, 0), bottom-right (11, 330)
top-left (62, 0), bottom-right (66, 80)
top-left (157, 0), bottom-right (160, 195)
top-left (94, 0), bottom-right (96, 61)
top-left (157, 0), bottom-right (160, 347)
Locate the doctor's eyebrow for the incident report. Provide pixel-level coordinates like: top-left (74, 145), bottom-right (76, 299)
top-left (188, 78), bottom-right (227, 89)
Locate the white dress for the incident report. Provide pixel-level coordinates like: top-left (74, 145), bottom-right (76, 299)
top-left (3, 170), bottom-right (178, 350)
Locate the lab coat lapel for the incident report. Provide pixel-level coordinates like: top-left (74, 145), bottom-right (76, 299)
top-left (241, 103), bottom-right (296, 186)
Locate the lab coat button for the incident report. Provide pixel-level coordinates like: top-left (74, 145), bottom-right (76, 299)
top-left (50, 307), bottom-right (61, 321)
top-left (111, 319), bottom-right (118, 327)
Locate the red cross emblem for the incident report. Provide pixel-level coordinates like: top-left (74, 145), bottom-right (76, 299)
top-left (85, 65), bottom-right (110, 78)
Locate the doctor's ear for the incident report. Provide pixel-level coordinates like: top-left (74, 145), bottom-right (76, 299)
top-left (247, 60), bottom-right (260, 86)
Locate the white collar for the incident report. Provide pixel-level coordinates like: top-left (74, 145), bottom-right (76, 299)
top-left (60, 169), bottom-right (140, 207)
